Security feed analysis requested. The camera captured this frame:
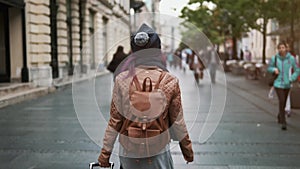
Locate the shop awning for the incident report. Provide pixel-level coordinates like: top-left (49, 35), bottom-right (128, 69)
top-left (0, 0), bottom-right (25, 8)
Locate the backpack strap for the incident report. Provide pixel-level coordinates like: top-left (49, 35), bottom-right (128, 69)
top-left (154, 72), bottom-right (167, 89)
top-left (133, 76), bottom-right (153, 92)
top-left (133, 71), bottom-right (167, 91)
top-left (142, 77), bottom-right (153, 92)
top-left (132, 75), bottom-right (142, 91)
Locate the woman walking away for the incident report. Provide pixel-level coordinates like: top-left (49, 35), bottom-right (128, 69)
top-left (98, 23), bottom-right (194, 168)
top-left (268, 42), bottom-right (299, 130)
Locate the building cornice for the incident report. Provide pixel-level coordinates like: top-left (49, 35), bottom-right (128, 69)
top-left (99, 0), bottom-right (113, 10)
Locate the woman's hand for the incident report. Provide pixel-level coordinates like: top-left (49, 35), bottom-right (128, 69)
top-left (99, 161), bottom-right (110, 168)
top-left (98, 149), bottom-right (111, 168)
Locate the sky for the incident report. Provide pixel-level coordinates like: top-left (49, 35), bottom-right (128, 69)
top-left (159, 0), bottom-right (189, 17)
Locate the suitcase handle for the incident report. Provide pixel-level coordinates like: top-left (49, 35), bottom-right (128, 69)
top-left (89, 162), bottom-right (114, 169)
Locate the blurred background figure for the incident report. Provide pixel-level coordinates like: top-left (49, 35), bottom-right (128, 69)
top-left (189, 51), bottom-right (204, 85)
top-left (207, 46), bottom-right (219, 84)
top-left (174, 50), bottom-right (182, 69)
top-left (167, 52), bottom-right (175, 68)
top-left (244, 47), bottom-right (252, 62)
top-left (239, 49), bottom-right (244, 60)
top-left (107, 46), bottom-right (128, 73)
top-left (181, 49), bottom-right (189, 73)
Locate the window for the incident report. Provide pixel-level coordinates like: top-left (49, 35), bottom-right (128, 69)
top-left (89, 10), bottom-right (96, 69)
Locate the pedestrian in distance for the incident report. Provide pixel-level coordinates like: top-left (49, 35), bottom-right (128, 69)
top-left (267, 42), bottom-right (300, 130)
top-left (270, 42), bottom-right (300, 116)
top-left (206, 45), bottom-right (219, 84)
top-left (180, 49), bottom-right (189, 73)
top-left (244, 48), bottom-right (252, 62)
top-left (98, 23), bottom-right (194, 168)
top-left (239, 49), bottom-right (244, 61)
top-left (174, 50), bottom-right (182, 69)
top-left (107, 45), bottom-right (128, 73)
top-left (166, 52), bottom-right (174, 68)
top-left (189, 50), bottom-right (204, 85)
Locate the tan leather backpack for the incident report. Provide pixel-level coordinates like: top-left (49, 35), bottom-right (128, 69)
top-left (119, 70), bottom-right (171, 156)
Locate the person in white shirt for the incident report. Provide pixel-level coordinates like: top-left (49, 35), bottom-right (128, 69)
top-left (207, 46), bottom-right (219, 84)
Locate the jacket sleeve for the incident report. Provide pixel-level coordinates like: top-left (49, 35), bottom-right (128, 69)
top-left (168, 79), bottom-right (194, 162)
top-left (267, 56), bottom-right (277, 73)
top-left (290, 57), bottom-right (300, 82)
top-left (98, 80), bottom-right (124, 164)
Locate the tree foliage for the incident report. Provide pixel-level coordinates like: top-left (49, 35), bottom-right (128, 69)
top-left (181, 0), bottom-right (261, 59)
top-left (180, 0), bottom-right (300, 62)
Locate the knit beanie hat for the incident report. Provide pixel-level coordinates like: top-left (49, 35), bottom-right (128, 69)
top-left (131, 23), bottom-right (161, 52)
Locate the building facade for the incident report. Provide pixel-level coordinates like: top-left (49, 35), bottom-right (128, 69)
top-left (239, 19), bottom-right (279, 62)
top-left (0, 0), bottom-right (26, 83)
top-left (0, 0), bottom-right (130, 86)
top-left (131, 0), bottom-right (160, 33)
top-left (269, 23), bottom-right (300, 57)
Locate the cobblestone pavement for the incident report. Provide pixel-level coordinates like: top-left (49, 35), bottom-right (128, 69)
top-left (0, 68), bottom-right (300, 169)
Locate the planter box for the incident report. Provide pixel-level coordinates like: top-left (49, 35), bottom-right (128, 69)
top-left (291, 84), bottom-right (300, 109)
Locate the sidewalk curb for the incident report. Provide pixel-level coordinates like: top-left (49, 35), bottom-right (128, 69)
top-left (0, 71), bottom-right (110, 109)
top-left (53, 71), bottom-right (109, 89)
top-left (0, 86), bottom-right (55, 109)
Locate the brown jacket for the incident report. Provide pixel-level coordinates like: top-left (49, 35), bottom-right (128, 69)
top-left (99, 67), bottom-right (193, 164)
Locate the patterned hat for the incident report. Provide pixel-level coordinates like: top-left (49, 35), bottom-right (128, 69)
top-left (131, 23), bottom-right (161, 52)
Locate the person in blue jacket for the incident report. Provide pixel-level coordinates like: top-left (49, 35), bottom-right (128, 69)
top-left (268, 42), bottom-right (300, 130)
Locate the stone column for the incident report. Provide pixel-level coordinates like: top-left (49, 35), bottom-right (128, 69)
top-left (26, 0), bottom-right (52, 87)
top-left (71, 0), bottom-right (81, 75)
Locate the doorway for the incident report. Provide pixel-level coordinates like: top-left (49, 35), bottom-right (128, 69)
top-left (0, 4), bottom-right (10, 82)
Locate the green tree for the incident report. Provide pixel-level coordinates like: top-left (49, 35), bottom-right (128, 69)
top-left (181, 0), bottom-right (260, 59)
top-left (274, 0), bottom-right (300, 53)
top-left (253, 0), bottom-right (300, 63)
top-left (253, 0), bottom-right (278, 64)
top-left (180, 2), bottom-right (223, 47)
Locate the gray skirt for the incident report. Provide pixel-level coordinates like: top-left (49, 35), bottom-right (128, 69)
top-left (119, 150), bottom-right (174, 169)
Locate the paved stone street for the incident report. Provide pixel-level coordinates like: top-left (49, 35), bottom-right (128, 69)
top-left (1, 68), bottom-right (300, 169)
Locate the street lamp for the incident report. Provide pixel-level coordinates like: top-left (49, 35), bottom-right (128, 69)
top-left (130, 0), bottom-right (144, 12)
top-left (130, 0), bottom-right (145, 33)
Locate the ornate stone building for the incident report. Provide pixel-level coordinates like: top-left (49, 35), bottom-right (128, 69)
top-left (0, 0), bottom-right (26, 83)
top-left (130, 0), bottom-right (160, 33)
top-left (0, 0), bottom-right (130, 86)
top-left (240, 19), bottom-right (279, 61)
